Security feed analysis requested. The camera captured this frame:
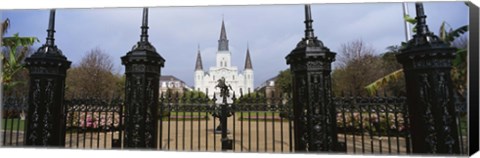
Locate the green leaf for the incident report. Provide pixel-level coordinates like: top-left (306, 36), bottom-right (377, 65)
top-left (453, 48), bottom-right (467, 67)
top-left (1, 30), bottom-right (39, 89)
top-left (439, 21), bottom-right (447, 41)
top-left (364, 69), bottom-right (404, 95)
top-left (446, 25), bottom-right (468, 44)
top-left (404, 15), bottom-right (417, 24)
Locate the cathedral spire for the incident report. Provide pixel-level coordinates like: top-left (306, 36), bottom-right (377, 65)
top-left (195, 44), bottom-right (203, 70)
top-left (218, 18), bottom-right (229, 51)
top-left (244, 45), bottom-right (253, 70)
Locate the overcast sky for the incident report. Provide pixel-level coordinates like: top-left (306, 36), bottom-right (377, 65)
top-left (1, 2), bottom-right (469, 88)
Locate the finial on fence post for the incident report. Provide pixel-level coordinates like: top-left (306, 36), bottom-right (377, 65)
top-left (46, 9), bottom-right (56, 47)
top-left (304, 4), bottom-right (315, 39)
top-left (140, 8), bottom-right (149, 42)
top-left (414, 3), bottom-right (430, 37)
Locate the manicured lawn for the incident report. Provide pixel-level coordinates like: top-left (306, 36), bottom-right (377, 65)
top-left (161, 111), bottom-right (210, 121)
top-left (235, 111), bottom-right (279, 116)
top-left (1, 118), bottom-right (25, 131)
top-left (169, 111), bottom-right (210, 116)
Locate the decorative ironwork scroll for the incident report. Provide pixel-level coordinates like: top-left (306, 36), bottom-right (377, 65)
top-left (285, 5), bottom-right (341, 152)
top-left (24, 9), bottom-right (71, 147)
top-left (121, 8), bottom-right (165, 149)
top-left (396, 3), bottom-right (460, 154)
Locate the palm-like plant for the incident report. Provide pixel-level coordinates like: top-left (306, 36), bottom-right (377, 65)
top-left (365, 15), bottom-right (468, 95)
top-left (1, 18), bottom-right (40, 91)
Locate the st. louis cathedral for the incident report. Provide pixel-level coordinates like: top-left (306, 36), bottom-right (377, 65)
top-left (194, 19), bottom-right (254, 98)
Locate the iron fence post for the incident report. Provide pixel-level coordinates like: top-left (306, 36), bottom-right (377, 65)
top-left (285, 5), bottom-right (339, 152)
top-left (24, 9), bottom-right (71, 147)
top-left (396, 3), bottom-right (460, 154)
top-left (121, 8), bottom-right (165, 149)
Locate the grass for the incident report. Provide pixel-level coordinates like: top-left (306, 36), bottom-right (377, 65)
top-left (159, 111), bottom-right (287, 121)
top-left (236, 112), bottom-right (291, 122)
top-left (168, 111), bottom-right (210, 116)
top-left (235, 111), bottom-right (279, 116)
top-left (1, 118), bottom-right (25, 131)
top-left (160, 111), bottom-right (210, 121)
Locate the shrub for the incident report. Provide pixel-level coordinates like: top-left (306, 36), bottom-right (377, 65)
top-left (336, 112), bottom-right (406, 136)
top-left (66, 111), bottom-right (122, 131)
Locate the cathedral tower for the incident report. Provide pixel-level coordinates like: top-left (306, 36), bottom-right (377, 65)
top-left (216, 19), bottom-right (232, 68)
top-left (194, 45), bottom-right (204, 91)
top-left (244, 45), bottom-right (254, 92)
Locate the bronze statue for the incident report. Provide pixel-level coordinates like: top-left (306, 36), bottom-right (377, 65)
top-left (215, 77), bottom-right (232, 99)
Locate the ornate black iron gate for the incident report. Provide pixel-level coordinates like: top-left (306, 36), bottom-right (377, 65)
top-left (2, 2), bottom-right (468, 156)
top-left (157, 88), bottom-right (295, 152)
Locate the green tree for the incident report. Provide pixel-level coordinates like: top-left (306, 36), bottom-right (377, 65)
top-left (1, 18), bottom-right (39, 94)
top-left (65, 48), bottom-right (122, 99)
top-left (274, 69), bottom-right (292, 94)
top-left (364, 46), bottom-right (406, 95)
top-left (236, 91), bottom-right (266, 104)
top-left (180, 90), bottom-right (208, 103)
top-left (365, 16), bottom-right (468, 96)
top-left (332, 39), bottom-right (384, 96)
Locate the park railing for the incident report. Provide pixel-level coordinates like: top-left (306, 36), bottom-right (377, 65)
top-left (334, 94), bottom-right (411, 154)
top-left (64, 98), bottom-right (124, 149)
top-left (0, 96), bottom-right (125, 149)
top-left (158, 91), bottom-right (294, 152)
top-left (1, 96), bottom-right (27, 146)
top-left (0, 93), bottom-right (468, 154)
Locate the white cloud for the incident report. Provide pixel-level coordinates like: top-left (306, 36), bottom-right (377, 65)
top-left (2, 2), bottom-right (468, 87)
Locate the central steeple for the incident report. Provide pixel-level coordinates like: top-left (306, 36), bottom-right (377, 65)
top-left (218, 19), bottom-right (229, 51)
top-left (195, 45), bottom-right (203, 70)
top-left (244, 45), bottom-right (253, 70)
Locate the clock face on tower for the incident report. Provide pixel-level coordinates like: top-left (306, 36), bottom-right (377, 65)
top-left (219, 68), bottom-right (227, 75)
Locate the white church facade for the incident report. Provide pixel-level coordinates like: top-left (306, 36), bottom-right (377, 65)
top-left (194, 19), bottom-right (254, 98)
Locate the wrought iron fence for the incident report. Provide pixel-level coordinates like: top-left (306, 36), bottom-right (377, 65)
top-left (454, 95), bottom-right (468, 154)
top-left (64, 98), bottom-right (124, 149)
top-left (0, 96), bottom-right (124, 149)
top-left (158, 91), bottom-right (294, 152)
top-left (1, 96), bottom-right (27, 146)
top-left (0, 93), bottom-right (468, 154)
top-left (334, 94), bottom-right (411, 154)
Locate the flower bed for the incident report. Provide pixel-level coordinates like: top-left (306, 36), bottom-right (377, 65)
top-left (336, 112), bottom-right (407, 136)
top-left (65, 111), bottom-right (122, 131)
